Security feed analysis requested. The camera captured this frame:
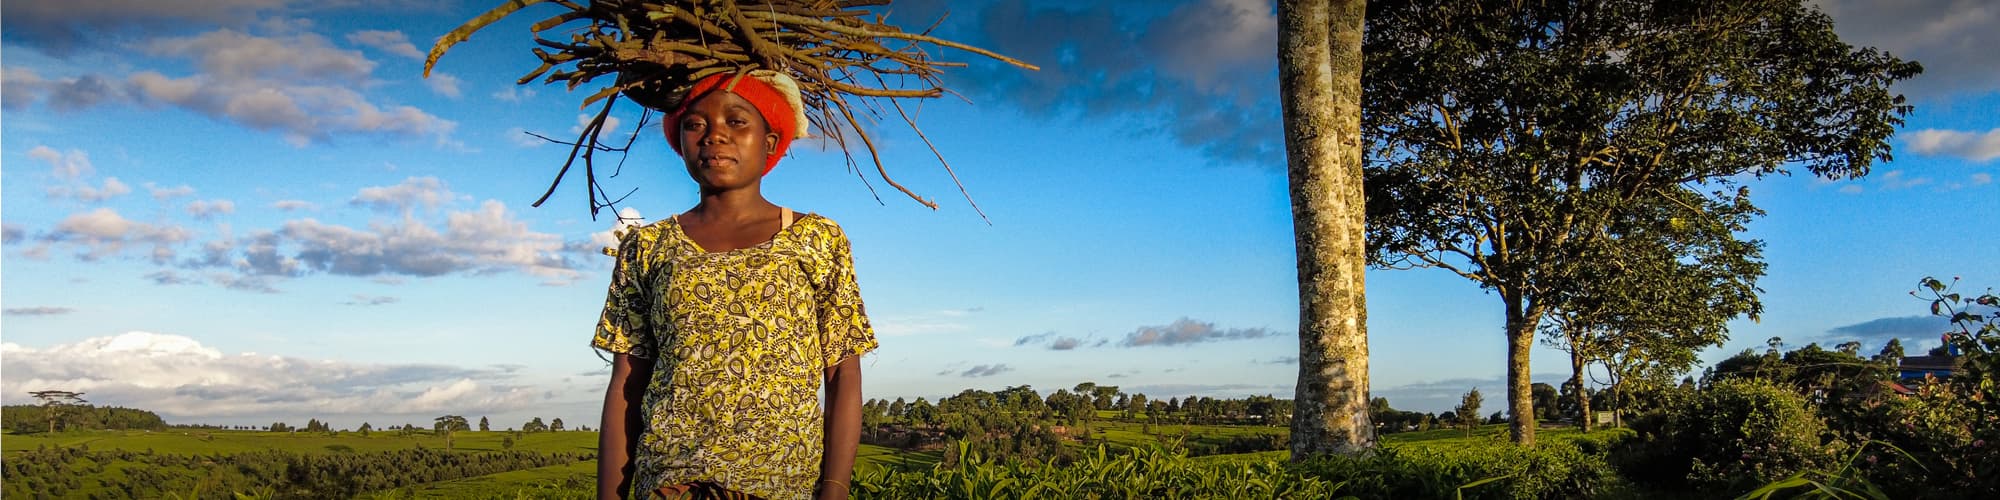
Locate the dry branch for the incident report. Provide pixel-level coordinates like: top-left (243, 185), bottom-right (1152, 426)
top-left (425, 0), bottom-right (1036, 220)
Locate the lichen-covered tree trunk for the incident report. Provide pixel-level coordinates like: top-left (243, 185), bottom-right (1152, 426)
top-left (1280, 0), bottom-right (1374, 459)
top-left (1504, 293), bottom-right (1540, 446)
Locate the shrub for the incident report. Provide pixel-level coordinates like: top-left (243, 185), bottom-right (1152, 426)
top-left (1299, 438), bottom-right (1623, 500)
top-left (1618, 378), bottom-right (1842, 494)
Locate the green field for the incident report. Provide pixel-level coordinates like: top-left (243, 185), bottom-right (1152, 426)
top-left (2, 423), bottom-right (1629, 497)
top-left (1, 429), bottom-right (599, 456)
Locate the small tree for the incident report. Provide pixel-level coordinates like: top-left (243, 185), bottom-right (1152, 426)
top-left (435, 415), bottom-right (469, 451)
top-left (478, 416), bottom-right (490, 432)
top-left (551, 417), bottom-right (565, 432)
top-left (523, 417), bottom-right (548, 433)
top-left (1455, 388), bottom-right (1484, 436)
top-left (28, 390), bottom-right (86, 434)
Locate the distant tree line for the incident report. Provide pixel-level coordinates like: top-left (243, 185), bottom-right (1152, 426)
top-left (1, 405), bottom-right (166, 434)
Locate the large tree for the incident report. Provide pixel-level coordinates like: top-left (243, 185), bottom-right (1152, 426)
top-left (1361, 0), bottom-right (1917, 445)
top-left (1280, 0), bottom-right (1376, 459)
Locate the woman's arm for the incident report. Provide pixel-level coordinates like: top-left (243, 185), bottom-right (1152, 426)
top-left (599, 353), bottom-right (654, 500)
top-left (818, 355), bottom-right (863, 500)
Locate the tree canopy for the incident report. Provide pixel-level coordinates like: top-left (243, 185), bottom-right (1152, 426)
top-left (1361, 0), bottom-right (1919, 445)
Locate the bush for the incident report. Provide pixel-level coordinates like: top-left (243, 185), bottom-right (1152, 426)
top-left (1299, 438), bottom-right (1623, 500)
top-left (1618, 378), bottom-right (1842, 494)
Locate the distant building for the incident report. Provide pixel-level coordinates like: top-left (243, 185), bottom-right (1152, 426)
top-left (1897, 355), bottom-right (1960, 379)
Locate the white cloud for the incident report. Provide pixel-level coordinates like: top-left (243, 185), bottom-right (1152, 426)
top-left (186, 199), bottom-right (237, 219)
top-left (48, 177), bottom-right (132, 203)
top-left (44, 208), bottom-right (191, 261)
top-left (1120, 318), bottom-right (1276, 347)
top-left (146, 183), bottom-right (196, 200)
top-left (146, 29), bottom-right (374, 83)
top-left (586, 207), bottom-right (646, 253)
top-left (572, 114), bottom-right (623, 139)
top-left (425, 72), bottom-right (462, 99)
top-left (1876, 170), bottom-right (1935, 190)
top-left (282, 200), bottom-right (578, 281)
top-left (1973, 173), bottom-right (1994, 185)
top-left (350, 176), bottom-right (453, 212)
top-left (492, 86), bottom-right (536, 102)
top-left (0, 0), bottom-right (284, 54)
top-left (2, 223), bottom-right (25, 245)
top-left (0, 332), bottom-right (550, 420)
top-left (1839, 184), bottom-right (1864, 194)
top-left (344, 29), bottom-right (423, 60)
top-left (1905, 128), bottom-right (2000, 163)
top-left (271, 200), bottom-right (317, 211)
top-left (27, 145), bottom-right (94, 179)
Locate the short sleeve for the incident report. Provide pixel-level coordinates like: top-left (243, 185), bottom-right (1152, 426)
top-left (817, 228), bottom-right (878, 370)
top-left (593, 229), bottom-right (656, 359)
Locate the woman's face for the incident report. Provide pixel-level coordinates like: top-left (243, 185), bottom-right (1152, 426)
top-left (676, 90), bottom-right (778, 190)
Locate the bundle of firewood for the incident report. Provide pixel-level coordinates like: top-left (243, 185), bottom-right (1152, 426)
top-left (426, 0), bottom-right (1035, 218)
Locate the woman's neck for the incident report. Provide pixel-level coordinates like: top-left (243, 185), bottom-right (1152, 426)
top-left (687, 187), bottom-right (778, 223)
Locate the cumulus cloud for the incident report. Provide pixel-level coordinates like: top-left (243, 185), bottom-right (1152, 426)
top-left (27, 145), bottom-right (94, 180)
top-left (493, 87), bottom-right (537, 102)
top-left (282, 200), bottom-right (577, 280)
top-left (47, 177), bottom-right (132, 203)
top-left (344, 29), bottom-right (423, 60)
top-left (2, 223), bottom-right (25, 245)
top-left (1013, 331), bottom-right (1087, 350)
top-left (0, 332), bottom-right (550, 420)
top-left (146, 183), bottom-right (196, 200)
top-left (425, 72), bottom-right (463, 99)
top-left (186, 199), bottom-right (236, 219)
top-left (271, 200), bottom-right (317, 211)
top-left (1874, 170), bottom-right (1935, 191)
top-left (13, 28), bottom-right (456, 146)
top-left (959, 364), bottom-right (1013, 377)
top-left (1122, 383), bottom-right (1275, 398)
top-left (1120, 318), bottom-right (1275, 347)
top-left (0, 0), bottom-right (283, 54)
top-left (1904, 128), bottom-right (2000, 163)
top-left (351, 176), bottom-right (452, 213)
top-left (43, 208), bottom-right (191, 262)
top-left (4, 307), bottom-right (75, 316)
top-left (1815, 0), bottom-right (2000, 100)
top-left (582, 207), bottom-right (647, 255)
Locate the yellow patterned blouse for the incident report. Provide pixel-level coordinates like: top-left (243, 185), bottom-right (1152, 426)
top-left (592, 211), bottom-right (878, 500)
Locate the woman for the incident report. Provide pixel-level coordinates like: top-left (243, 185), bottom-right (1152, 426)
top-left (594, 70), bottom-right (878, 500)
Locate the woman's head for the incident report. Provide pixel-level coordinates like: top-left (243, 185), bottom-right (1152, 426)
top-left (666, 70), bottom-right (808, 180)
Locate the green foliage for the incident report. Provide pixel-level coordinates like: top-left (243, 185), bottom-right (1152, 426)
top-left (1619, 378), bottom-right (1842, 494)
top-left (1361, 0), bottom-right (1918, 445)
top-left (1, 443), bottom-right (590, 498)
top-left (855, 443), bottom-right (1351, 500)
top-left (1, 404), bottom-right (168, 434)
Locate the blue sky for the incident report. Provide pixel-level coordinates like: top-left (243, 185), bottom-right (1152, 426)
top-left (2, 0), bottom-right (1996, 429)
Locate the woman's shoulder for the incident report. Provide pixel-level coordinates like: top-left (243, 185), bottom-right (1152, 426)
top-left (790, 211), bottom-right (849, 239)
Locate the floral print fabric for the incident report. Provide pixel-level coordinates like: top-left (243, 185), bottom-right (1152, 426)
top-left (593, 213), bottom-right (878, 500)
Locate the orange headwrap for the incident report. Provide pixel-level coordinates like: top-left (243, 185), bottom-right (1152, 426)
top-left (665, 71), bottom-right (808, 175)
